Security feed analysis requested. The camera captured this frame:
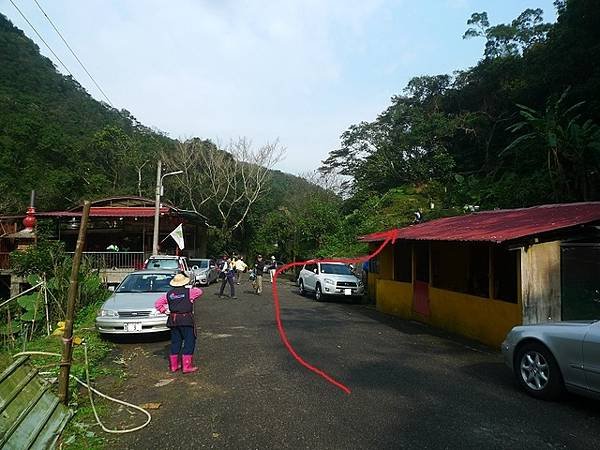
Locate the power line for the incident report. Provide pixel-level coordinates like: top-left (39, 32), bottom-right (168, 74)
top-left (8, 0), bottom-right (74, 76)
top-left (32, 0), bottom-right (114, 107)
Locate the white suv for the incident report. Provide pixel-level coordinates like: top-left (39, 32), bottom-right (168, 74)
top-left (297, 261), bottom-right (364, 302)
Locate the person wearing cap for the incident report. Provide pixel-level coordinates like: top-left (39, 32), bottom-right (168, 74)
top-left (154, 273), bottom-right (203, 373)
top-left (269, 256), bottom-right (278, 283)
top-left (253, 255), bottom-right (265, 294)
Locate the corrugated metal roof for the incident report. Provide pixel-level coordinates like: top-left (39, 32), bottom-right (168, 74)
top-left (359, 202), bottom-right (600, 243)
top-left (0, 356), bottom-right (72, 449)
top-left (37, 206), bottom-right (170, 218)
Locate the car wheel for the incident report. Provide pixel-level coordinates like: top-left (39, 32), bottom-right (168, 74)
top-left (299, 280), bottom-right (306, 296)
top-left (315, 284), bottom-right (323, 302)
top-left (515, 342), bottom-right (563, 400)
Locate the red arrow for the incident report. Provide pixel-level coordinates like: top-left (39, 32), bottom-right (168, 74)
top-left (271, 229), bottom-right (398, 394)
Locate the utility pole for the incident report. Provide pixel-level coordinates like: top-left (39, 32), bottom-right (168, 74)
top-left (152, 162), bottom-right (182, 256)
top-left (58, 200), bottom-right (91, 405)
top-left (152, 160), bottom-right (162, 255)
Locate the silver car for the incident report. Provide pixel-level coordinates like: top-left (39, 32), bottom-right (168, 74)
top-left (189, 258), bottom-right (218, 286)
top-left (501, 320), bottom-right (600, 400)
top-left (297, 261), bottom-right (364, 302)
top-left (96, 270), bottom-right (174, 334)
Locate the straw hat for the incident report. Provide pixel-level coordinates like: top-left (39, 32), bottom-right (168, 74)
top-left (170, 273), bottom-right (190, 287)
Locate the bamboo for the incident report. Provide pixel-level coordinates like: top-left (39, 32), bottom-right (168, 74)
top-left (43, 277), bottom-right (50, 336)
top-left (58, 200), bottom-right (91, 405)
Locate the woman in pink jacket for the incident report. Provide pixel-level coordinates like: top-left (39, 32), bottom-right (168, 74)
top-left (155, 273), bottom-right (203, 373)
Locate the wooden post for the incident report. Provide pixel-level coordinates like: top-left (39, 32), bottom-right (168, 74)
top-left (58, 201), bottom-right (91, 405)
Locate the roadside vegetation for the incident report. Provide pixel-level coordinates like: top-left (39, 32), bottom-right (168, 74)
top-left (0, 236), bottom-right (116, 448)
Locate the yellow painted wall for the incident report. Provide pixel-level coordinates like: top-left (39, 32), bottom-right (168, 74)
top-left (428, 288), bottom-right (521, 347)
top-left (367, 244), bottom-right (394, 302)
top-left (373, 241), bottom-right (522, 348)
top-left (376, 278), bottom-right (521, 347)
top-left (377, 279), bottom-right (413, 318)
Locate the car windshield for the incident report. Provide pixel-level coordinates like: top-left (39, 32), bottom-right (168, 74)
top-left (117, 273), bottom-right (174, 293)
top-left (320, 264), bottom-right (353, 275)
top-left (148, 259), bottom-right (179, 269)
top-left (190, 260), bottom-right (209, 269)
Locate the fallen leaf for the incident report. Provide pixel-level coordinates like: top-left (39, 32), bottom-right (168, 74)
top-left (154, 379), bottom-right (174, 387)
top-left (212, 432), bottom-right (220, 438)
top-left (140, 402), bottom-right (161, 410)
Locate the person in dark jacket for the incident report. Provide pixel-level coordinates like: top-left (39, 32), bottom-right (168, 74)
top-left (155, 273), bottom-right (203, 373)
top-left (218, 256), bottom-right (237, 299)
top-left (253, 254), bottom-right (265, 294)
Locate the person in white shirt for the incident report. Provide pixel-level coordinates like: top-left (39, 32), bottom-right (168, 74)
top-left (269, 256), bottom-right (278, 283)
top-left (234, 257), bottom-right (248, 284)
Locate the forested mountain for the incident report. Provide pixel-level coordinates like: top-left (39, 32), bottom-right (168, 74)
top-left (0, 13), bottom-right (176, 211)
top-left (0, 12), bottom-right (321, 258)
top-left (322, 0), bottom-right (600, 216)
top-left (3, 0), bottom-right (599, 262)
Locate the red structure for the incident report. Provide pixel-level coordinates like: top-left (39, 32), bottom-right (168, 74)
top-left (360, 202), bottom-right (600, 243)
top-left (0, 196), bottom-right (209, 271)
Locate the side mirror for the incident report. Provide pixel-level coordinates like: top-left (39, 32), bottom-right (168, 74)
top-left (313, 268), bottom-right (318, 274)
top-left (192, 265), bottom-right (199, 270)
top-left (108, 285), bottom-right (115, 292)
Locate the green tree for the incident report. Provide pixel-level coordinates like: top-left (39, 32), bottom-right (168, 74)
top-left (463, 9), bottom-right (552, 59)
top-left (504, 89), bottom-right (600, 200)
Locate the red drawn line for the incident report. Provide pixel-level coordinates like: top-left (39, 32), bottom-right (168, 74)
top-left (271, 229), bottom-right (398, 394)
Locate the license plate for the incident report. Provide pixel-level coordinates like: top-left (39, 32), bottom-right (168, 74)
top-left (124, 322), bottom-right (142, 332)
top-left (344, 289), bottom-right (352, 296)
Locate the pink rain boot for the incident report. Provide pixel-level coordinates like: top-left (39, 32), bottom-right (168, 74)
top-left (182, 354), bottom-right (198, 373)
top-left (169, 354), bottom-right (181, 372)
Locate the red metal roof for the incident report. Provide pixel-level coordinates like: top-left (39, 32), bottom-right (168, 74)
top-left (36, 207), bottom-right (170, 218)
top-left (359, 202), bottom-right (600, 243)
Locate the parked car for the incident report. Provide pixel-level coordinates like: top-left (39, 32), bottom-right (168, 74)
top-left (297, 261), bottom-right (364, 302)
top-left (96, 270), bottom-right (176, 335)
top-left (143, 255), bottom-right (190, 276)
top-left (189, 258), bottom-right (218, 286)
top-left (501, 320), bottom-right (600, 400)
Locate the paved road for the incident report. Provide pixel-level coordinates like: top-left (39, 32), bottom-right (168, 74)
top-left (108, 277), bottom-right (600, 449)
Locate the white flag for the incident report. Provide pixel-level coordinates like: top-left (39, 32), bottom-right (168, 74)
top-left (169, 224), bottom-right (185, 250)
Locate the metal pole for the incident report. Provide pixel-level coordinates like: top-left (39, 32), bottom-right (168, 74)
top-left (152, 160), bottom-right (162, 255)
top-left (58, 200), bottom-right (91, 405)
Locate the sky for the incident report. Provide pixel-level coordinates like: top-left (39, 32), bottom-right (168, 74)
top-left (0, 0), bottom-right (557, 175)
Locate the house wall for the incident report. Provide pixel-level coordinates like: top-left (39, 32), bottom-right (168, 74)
top-left (428, 288), bottom-right (521, 347)
top-left (520, 241), bottom-right (561, 324)
top-left (373, 240), bottom-right (522, 348)
top-left (367, 244), bottom-right (393, 302)
top-left (376, 279), bottom-right (413, 317)
top-left (376, 279), bottom-right (521, 347)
